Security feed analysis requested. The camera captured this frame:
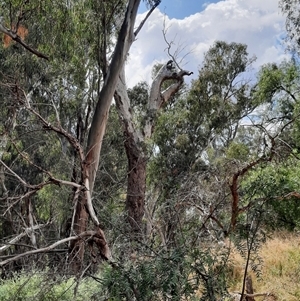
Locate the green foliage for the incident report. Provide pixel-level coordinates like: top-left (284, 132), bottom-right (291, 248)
top-left (190, 247), bottom-right (231, 301)
top-left (144, 0), bottom-right (161, 9)
top-left (1, 1), bottom-right (300, 299)
top-left (101, 246), bottom-right (227, 301)
top-left (0, 271), bottom-right (100, 301)
top-left (127, 81), bottom-right (150, 130)
top-left (226, 142), bottom-right (250, 162)
top-left (280, 0), bottom-right (300, 54)
top-left (242, 156), bottom-right (300, 230)
top-left (150, 41), bottom-right (256, 191)
top-left (254, 60), bottom-right (300, 108)
top-left (233, 208), bottom-right (266, 278)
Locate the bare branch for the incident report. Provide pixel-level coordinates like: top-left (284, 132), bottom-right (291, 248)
top-left (21, 89), bottom-right (85, 165)
top-left (11, 140), bottom-right (83, 189)
top-left (134, 0), bottom-right (161, 37)
top-left (0, 159), bottom-right (33, 188)
top-left (161, 69), bottom-right (193, 103)
top-left (0, 230), bottom-right (108, 266)
top-left (0, 223), bottom-right (48, 253)
top-left (161, 16), bottom-right (195, 72)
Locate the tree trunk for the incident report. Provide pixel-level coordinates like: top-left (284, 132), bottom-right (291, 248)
top-left (115, 62), bottom-right (193, 234)
top-left (68, 0), bottom-right (145, 273)
top-left (68, 193), bottom-right (89, 273)
top-left (124, 132), bottom-right (147, 234)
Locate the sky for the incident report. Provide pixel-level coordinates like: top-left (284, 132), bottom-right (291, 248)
top-left (125, 0), bottom-right (288, 88)
top-left (139, 0), bottom-right (220, 19)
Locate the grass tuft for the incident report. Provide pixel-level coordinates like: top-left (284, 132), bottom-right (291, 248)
top-left (228, 231), bottom-right (300, 300)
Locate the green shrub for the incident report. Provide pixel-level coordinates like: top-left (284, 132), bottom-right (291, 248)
top-left (0, 271), bottom-right (101, 301)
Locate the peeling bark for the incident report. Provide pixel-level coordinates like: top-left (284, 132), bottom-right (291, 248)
top-left (68, 193), bottom-right (89, 273)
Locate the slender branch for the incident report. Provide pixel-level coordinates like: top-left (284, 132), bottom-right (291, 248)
top-left (0, 230), bottom-right (104, 266)
top-left (0, 22), bottom-right (49, 60)
top-left (232, 292), bottom-right (274, 298)
top-left (0, 159), bottom-right (33, 188)
top-left (0, 223), bottom-right (48, 253)
top-left (229, 133), bottom-right (276, 230)
top-left (2, 190), bottom-right (37, 216)
top-left (21, 89), bottom-right (85, 165)
top-left (11, 140), bottom-right (83, 189)
top-left (134, 0), bottom-right (161, 37)
top-left (0, 157), bottom-right (81, 192)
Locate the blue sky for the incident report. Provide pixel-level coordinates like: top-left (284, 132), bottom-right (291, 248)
top-left (128, 0), bottom-right (288, 87)
top-left (139, 0), bottom-right (220, 19)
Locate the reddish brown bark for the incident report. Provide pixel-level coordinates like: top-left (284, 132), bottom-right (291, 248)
top-left (124, 133), bottom-right (147, 233)
top-left (68, 194), bottom-right (89, 273)
top-left (115, 63), bottom-right (192, 236)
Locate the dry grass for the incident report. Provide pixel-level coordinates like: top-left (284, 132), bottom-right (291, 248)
top-left (228, 231), bottom-right (300, 300)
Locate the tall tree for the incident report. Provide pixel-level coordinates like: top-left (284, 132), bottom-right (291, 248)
top-left (149, 41), bottom-right (258, 247)
top-left (0, 0), bottom-right (162, 274)
top-left (115, 61), bottom-right (192, 234)
top-left (280, 0), bottom-right (300, 54)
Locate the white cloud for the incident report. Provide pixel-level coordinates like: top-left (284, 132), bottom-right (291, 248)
top-left (125, 0), bottom-right (288, 88)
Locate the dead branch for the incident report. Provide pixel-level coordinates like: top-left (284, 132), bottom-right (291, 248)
top-left (0, 159), bottom-right (35, 189)
top-left (0, 223), bottom-right (48, 253)
top-left (162, 16), bottom-right (192, 70)
top-left (161, 69), bottom-right (193, 103)
top-left (231, 292), bottom-right (276, 300)
top-left (10, 140), bottom-right (83, 190)
top-left (0, 230), bottom-right (109, 266)
top-left (0, 158), bottom-right (82, 191)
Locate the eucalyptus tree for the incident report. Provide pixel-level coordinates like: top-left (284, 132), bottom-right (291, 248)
top-left (148, 41), bottom-right (259, 248)
top-left (280, 0), bottom-right (300, 55)
top-left (115, 61), bottom-right (192, 235)
top-left (0, 0), bottom-right (162, 274)
top-left (242, 59), bottom-right (300, 229)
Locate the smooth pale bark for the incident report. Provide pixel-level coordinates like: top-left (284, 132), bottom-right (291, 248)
top-left (69, 0), bottom-right (157, 272)
top-left (0, 230), bottom-right (105, 267)
top-left (115, 62), bottom-right (193, 233)
top-left (85, 0), bottom-right (160, 192)
top-left (85, 0), bottom-right (140, 194)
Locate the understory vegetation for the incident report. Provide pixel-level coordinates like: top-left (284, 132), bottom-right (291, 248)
top-left (1, 232), bottom-right (299, 300)
top-left (1, 0), bottom-right (300, 300)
